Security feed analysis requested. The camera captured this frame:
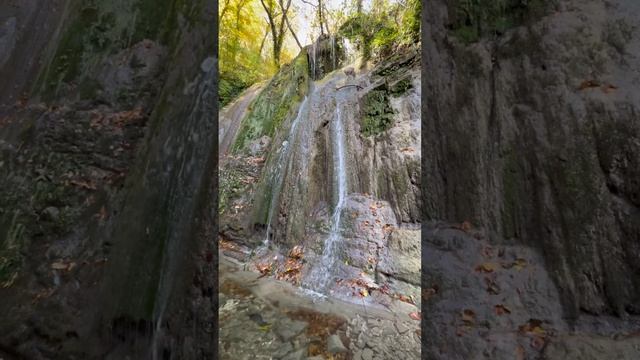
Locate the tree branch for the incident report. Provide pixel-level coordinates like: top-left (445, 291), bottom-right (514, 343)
top-left (335, 85), bottom-right (363, 91)
top-left (284, 13), bottom-right (302, 50)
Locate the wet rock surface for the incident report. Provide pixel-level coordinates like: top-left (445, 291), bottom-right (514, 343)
top-left (0, 0), bottom-right (217, 357)
top-left (424, 0), bottom-right (640, 358)
top-left (219, 256), bottom-right (420, 360)
top-left (424, 0), bottom-right (640, 317)
top-left (423, 221), bottom-right (640, 360)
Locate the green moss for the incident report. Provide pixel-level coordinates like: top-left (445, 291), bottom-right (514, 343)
top-left (219, 167), bottom-right (246, 215)
top-left (39, 5), bottom-right (98, 97)
top-left (361, 87), bottom-right (395, 137)
top-left (389, 77), bottom-right (413, 96)
top-left (0, 212), bottom-right (28, 287)
top-left (450, 0), bottom-right (551, 44)
top-left (232, 53), bottom-right (309, 152)
top-left (36, 0), bottom-right (201, 99)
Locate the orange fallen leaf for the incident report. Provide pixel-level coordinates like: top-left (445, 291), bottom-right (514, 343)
top-left (397, 294), bottom-right (414, 304)
top-left (519, 319), bottom-right (546, 335)
top-left (461, 309), bottom-right (476, 324)
top-left (495, 304), bottom-right (511, 315)
top-left (475, 262), bottom-right (498, 273)
top-left (288, 245), bottom-right (304, 259)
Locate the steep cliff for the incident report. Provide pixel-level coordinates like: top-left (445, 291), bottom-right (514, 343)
top-left (0, 0), bottom-right (216, 358)
top-left (424, 0), bottom-right (640, 359)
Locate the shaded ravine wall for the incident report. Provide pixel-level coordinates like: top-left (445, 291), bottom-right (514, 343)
top-left (0, 0), bottom-right (217, 358)
top-left (424, 0), bottom-right (640, 318)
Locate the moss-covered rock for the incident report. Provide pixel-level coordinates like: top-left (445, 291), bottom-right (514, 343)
top-left (360, 87), bottom-right (395, 137)
top-left (232, 52), bottom-right (309, 152)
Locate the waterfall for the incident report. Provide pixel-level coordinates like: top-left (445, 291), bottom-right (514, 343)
top-left (343, 38), bottom-right (356, 64)
top-left (263, 97), bottom-right (309, 246)
top-left (331, 34), bottom-right (336, 71)
top-left (310, 41), bottom-right (317, 79)
top-left (306, 99), bottom-right (348, 292)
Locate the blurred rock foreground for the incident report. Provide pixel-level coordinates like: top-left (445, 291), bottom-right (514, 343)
top-left (424, 0), bottom-right (640, 359)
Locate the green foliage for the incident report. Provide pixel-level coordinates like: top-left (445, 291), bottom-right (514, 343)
top-left (361, 88), bottom-right (394, 136)
top-left (219, 75), bottom-right (253, 108)
top-left (450, 0), bottom-right (549, 43)
top-left (389, 77), bottom-right (413, 96)
top-left (38, 0), bottom-right (204, 99)
top-left (338, 0), bottom-right (420, 63)
top-left (219, 0), bottom-right (286, 105)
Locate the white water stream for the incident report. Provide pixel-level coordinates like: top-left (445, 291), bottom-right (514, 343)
top-left (306, 99), bottom-right (348, 292)
top-left (263, 96), bottom-right (309, 246)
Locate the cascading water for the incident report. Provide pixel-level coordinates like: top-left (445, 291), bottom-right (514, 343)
top-left (306, 99), bottom-right (348, 292)
top-left (331, 35), bottom-right (336, 71)
top-left (263, 97), bottom-right (309, 246)
top-left (310, 41), bottom-right (317, 79)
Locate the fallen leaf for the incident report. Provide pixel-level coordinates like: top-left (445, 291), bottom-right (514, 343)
top-left (475, 262), bottom-right (498, 273)
top-left (461, 309), bottom-right (476, 324)
top-left (601, 84), bottom-right (618, 93)
top-left (495, 304), bottom-right (512, 315)
top-left (519, 319), bottom-right (546, 335)
top-left (50, 261), bottom-right (76, 272)
top-left (397, 294), bottom-right (414, 304)
top-left (256, 262), bottom-right (272, 276)
top-left (409, 312), bottom-right (421, 321)
top-left (578, 80), bottom-right (600, 90)
top-left (70, 179), bottom-right (97, 190)
top-left (513, 258), bottom-right (528, 270)
top-left (288, 245), bottom-right (304, 259)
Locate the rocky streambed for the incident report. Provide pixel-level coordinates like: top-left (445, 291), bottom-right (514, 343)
top-left (219, 254), bottom-right (420, 360)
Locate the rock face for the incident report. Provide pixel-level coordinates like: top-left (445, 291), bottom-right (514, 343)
top-left (0, 0), bottom-right (217, 358)
top-left (425, 0), bottom-right (640, 318)
top-left (219, 44), bottom-right (421, 302)
top-left (424, 0), bottom-right (640, 358)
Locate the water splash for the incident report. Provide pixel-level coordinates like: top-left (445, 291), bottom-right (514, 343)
top-left (306, 100), bottom-right (348, 292)
top-left (263, 97), bottom-right (309, 246)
